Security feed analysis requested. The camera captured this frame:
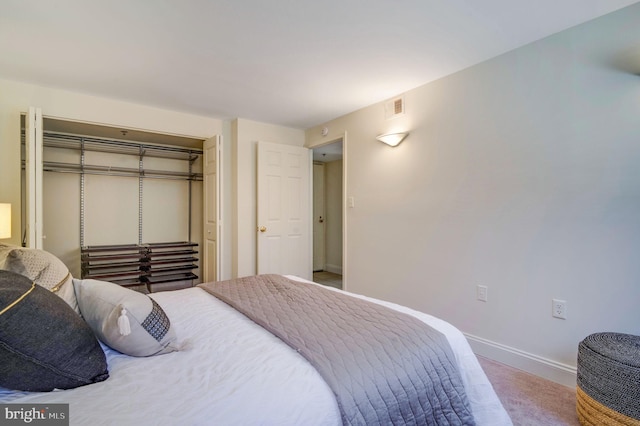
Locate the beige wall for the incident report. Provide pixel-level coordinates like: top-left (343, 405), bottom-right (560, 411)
top-left (305, 4), bottom-right (640, 385)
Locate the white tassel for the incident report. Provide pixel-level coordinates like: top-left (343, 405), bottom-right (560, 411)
top-left (117, 308), bottom-right (131, 336)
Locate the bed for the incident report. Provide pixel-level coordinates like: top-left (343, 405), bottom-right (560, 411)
top-left (0, 246), bottom-right (511, 426)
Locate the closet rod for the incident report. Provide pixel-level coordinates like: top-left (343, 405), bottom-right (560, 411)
top-left (42, 131), bottom-right (203, 160)
top-left (41, 161), bottom-right (203, 181)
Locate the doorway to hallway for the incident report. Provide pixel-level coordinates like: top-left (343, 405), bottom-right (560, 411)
top-left (311, 139), bottom-right (343, 289)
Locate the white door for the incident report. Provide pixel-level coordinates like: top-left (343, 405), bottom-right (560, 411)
top-left (257, 141), bottom-right (312, 280)
top-left (202, 135), bottom-right (222, 282)
top-left (25, 107), bottom-right (44, 249)
top-left (313, 163), bottom-right (325, 271)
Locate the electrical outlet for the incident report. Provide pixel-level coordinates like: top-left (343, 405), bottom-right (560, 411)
top-left (552, 299), bottom-right (567, 319)
top-left (477, 285), bottom-right (488, 302)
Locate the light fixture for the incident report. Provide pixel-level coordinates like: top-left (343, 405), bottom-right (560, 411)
top-left (0, 203), bottom-right (11, 239)
top-left (376, 132), bottom-right (408, 147)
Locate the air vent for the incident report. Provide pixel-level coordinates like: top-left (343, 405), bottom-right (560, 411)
top-left (385, 96), bottom-right (405, 119)
top-left (394, 98), bottom-right (404, 114)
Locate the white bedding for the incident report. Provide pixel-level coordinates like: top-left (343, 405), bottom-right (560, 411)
top-left (0, 276), bottom-right (511, 426)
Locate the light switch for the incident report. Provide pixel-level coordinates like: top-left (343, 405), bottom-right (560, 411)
top-left (348, 196), bottom-right (355, 208)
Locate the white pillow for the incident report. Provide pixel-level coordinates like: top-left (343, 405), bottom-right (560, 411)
top-left (73, 278), bottom-right (179, 357)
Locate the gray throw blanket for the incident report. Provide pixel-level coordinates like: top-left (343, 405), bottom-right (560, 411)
top-left (198, 274), bottom-right (475, 425)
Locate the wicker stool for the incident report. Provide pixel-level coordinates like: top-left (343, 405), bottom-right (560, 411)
top-left (577, 332), bottom-right (640, 425)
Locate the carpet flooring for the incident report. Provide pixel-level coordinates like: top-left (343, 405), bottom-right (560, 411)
top-left (313, 271), bottom-right (342, 289)
top-left (478, 356), bottom-right (580, 425)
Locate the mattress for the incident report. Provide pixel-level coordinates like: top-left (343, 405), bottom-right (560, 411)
top-left (0, 276), bottom-right (511, 425)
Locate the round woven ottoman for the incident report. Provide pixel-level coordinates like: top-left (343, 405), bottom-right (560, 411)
top-left (577, 332), bottom-right (640, 425)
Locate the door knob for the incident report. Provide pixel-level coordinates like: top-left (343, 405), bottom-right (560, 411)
top-left (258, 226), bottom-right (267, 233)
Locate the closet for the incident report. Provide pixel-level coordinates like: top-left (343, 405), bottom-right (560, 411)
top-left (22, 117), bottom-right (205, 293)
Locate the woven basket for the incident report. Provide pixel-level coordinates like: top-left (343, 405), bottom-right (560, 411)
top-left (577, 332), bottom-right (640, 426)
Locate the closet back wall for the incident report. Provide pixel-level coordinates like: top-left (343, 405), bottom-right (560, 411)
top-left (41, 139), bottom-right (203, 283)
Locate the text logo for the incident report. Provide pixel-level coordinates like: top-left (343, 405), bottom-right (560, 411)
top-left (1, 404), bottom-right (68, 425)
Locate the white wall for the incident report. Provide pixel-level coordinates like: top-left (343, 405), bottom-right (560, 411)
top-left (231, 118), bottom-right (306, 277)
top-left (306, 4), bottom-right (640, 385)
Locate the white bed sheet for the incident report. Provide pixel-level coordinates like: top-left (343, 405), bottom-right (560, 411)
top-left (0, 277), bottom-right (511, 426)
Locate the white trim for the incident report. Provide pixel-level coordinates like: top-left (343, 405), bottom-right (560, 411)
top-left (341, 131), bottom-right (347, 292)
top-left (217, 136), bottom-right (224, 281)
top-left (465, 333), bottom-right (577, 388)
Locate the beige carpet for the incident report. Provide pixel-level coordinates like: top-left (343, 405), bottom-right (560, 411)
top-left (478, 356), bottom-right (580, 426)
top-left (313, 271), bottom-right (342, 289)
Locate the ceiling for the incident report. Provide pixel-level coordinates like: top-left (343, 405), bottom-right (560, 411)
top-left (1, 1), bottom-right (638, 130)
top-left (313, 140), bottom-right (343, 163)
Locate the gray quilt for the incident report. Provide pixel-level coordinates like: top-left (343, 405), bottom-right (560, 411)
top-left (198, 274), bottom-right (475, 425)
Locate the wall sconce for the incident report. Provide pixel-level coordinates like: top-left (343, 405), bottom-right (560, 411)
top-left (0, 203), bottom-right (11, 239)
top-left (376, 132), bottom-right (408, 147)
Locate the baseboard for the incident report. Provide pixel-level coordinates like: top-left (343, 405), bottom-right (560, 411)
top-left (325, 263), bottom-right (342, 275)
top-left (465, 333), bottom-right (577, 388)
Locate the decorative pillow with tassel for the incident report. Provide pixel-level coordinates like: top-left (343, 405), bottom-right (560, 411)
top-left (73, 278), bottom-right (179, 357)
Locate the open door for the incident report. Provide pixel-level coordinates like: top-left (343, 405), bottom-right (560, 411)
top-left (24, 106), bottom-right (43, 249)
top-left (257, 141), bottom-right (312, 280)
top-left (202, 135), bottom-right (222, 282)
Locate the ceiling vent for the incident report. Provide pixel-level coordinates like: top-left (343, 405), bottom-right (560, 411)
top-left (385, 97), bottom-right (405, 119)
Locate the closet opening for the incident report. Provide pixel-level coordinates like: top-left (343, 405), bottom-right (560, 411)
top-left (20, 116), bottom-right (206, 293)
